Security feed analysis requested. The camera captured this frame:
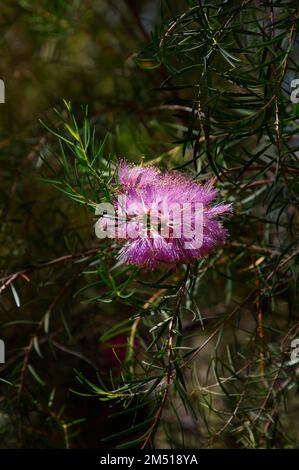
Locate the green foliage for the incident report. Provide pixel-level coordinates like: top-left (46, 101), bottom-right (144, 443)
top-left (0, 0), bottom-right (299, 449)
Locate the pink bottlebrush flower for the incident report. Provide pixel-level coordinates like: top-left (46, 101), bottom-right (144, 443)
top-left (106, 161), bottom-right (232, 269)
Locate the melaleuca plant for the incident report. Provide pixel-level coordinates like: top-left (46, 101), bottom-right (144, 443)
top-left (41, 101), bottom-right (232, 448)
top-left (0, 0), bottom-right (298, 449)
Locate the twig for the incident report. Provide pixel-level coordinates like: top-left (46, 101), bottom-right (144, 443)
top-left (0, 248), bottom-right (99, 295)
top-left (141, 265), bottom-right (190, 448)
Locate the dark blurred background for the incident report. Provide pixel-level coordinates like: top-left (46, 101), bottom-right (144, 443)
top-left (0, 0), bottom-right (298, 449)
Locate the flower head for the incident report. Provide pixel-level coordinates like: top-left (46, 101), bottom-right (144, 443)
top-left (104, 161), bottom-right (232, 268)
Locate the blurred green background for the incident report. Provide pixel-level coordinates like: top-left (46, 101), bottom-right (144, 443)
top-left (0, 0), bottom-right (298, 449)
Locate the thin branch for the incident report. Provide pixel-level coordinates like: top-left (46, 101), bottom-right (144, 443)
top-left (0, 248), bottom-right (99, 295)
top-left (141, 265), bottom-right (190, 448)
